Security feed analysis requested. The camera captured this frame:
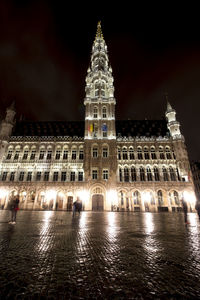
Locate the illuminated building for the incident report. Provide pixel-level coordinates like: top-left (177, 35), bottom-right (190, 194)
top-left (0, 22), bottom-right (196, 211)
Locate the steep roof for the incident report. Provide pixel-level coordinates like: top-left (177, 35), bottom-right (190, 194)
top-left (11, 119), bottom-right (169, 138)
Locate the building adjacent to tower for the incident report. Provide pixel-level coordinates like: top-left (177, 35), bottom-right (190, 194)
top-left (0, 22), bottom-right (196, 212)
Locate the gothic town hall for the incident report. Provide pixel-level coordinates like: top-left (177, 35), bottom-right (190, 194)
top-left (0, 22), bottom-right (196, 212)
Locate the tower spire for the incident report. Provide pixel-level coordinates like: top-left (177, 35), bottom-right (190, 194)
top-left (95, 21), bottom-right (104, 40)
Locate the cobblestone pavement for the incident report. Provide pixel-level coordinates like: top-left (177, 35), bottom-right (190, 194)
top-left (0, 211), bottom-right (200, 300)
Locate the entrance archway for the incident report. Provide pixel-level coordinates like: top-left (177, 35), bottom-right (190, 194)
top-left (92, 194), bottom-right (104, 211)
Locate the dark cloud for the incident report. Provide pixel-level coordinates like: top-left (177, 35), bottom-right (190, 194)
top-left (0, 1), bottom-right (200, 160)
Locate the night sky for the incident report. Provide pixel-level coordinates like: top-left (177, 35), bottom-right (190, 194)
top-left (0, 1), bottom-right (200, 161)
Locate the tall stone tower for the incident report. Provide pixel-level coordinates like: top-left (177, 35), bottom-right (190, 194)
top-left (84, 22), bottom-right (117, 204)
top-left (165, 95), bottom-right (191, 182)
top-left (84, 21), bottom-right (116, 140)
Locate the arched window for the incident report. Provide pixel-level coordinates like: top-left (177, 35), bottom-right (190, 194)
top-left (150, 192), bottom-right (155, 205)
top-left (140, 167), bottom-right (145, 181)
top-left (147, 167), bottom-right (152, 181)
top-left (159, 146), bottom-right (165, 159)
top-left (166, 147), bottom-right (172, 159)
top-left (151, 147), bottom-right (157, 159)
top-left (133, 191), bottom-right (140, 205)
top-left (102, 107), bottom-right (107, 118)
top-left (119, 168), bottom-right (122, 182)
top-left (131, 167), bottom-right (137, 181)
top-left (120, 191), bottom-right (124, 206)
top-left (163, 167), bottom-right (169, 181)
top-left (174, 191), bottom-right (179, 205)
top-left (144, 147), bottom-right (149, 159)
top-left (92, 146), bottom-right (98, 158)
top-left (154, 167), bottom-right (160, 181)
top-left (129, 147), bottom-right (134, 160)
top-left (137, 147), bottom-right (143, 160)
top-left (157, 190), bottom-right (163, 205)
top-left (124, 167), bottom-right (129, 182)
top-left (93, 107), bottom-right (98, 118)
top-left (122, 148), bottom-right (128, 160)
top-left (169, 167), bottom-right (176, 181)
top-left (118, 148), bottom-right (121, 160)
top-left (102, 146), bottom-right (108, 158)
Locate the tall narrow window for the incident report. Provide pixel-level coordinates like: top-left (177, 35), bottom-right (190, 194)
top-left (92, 147), bottom-right (98, 158)
top-left (79, 150), bottom-right (84, 160)
top-left (163, 167), bottom-right (169, 181)
top-left (140, 167), bottom-right (145, 181)
top-left (10, 172), bottom-right (15, 181)
top-left (92, 170), bottom-right (98, 180)
top-left (137, 147), bottom-right (143, 160)
top-left (131, 167), bottom-right (137, 181)
top-left (6, 150), bottom-right (13, 160)
top-left (2, 172), bottom-right (8, 181)
top-left (30, 150), bottom-right (36, 160)
top-left (44, 172), bottom-right (49, 181)
top-left (71, 150), bottom-right (76, 160)
top-left (102, 147), bottom-right (108, 158)
top-left (22, 150), bottom-right (28, 160)
top-left (120, 191), bottom-right (124, 206)
top-left (133, 191), bottom-right (140, 205)
top-left (61, 172), bottom-right (66, 182)
top-left (47, 150), bottom-right (52, 160)
top-left (93, 107), bottom-right (98, 118)
top-left (157, 190), bottom-right (163, 205)
top-left (154, 167), bottom-right (160, 181)
top-left (144, 147), bottom-right (149, 159)
top-left (124, 167), bottom-right (129, 182)
top-left (53, 172), bottom-right (58, 182)
top-left (174, 191), bottom-right (179, 205)
top-left (103, 169), bottom-right (108, 180)
top-left (122, 148), bottom-right (128, 160)
top-left (70, 171), bottom-right (75, 181)
top-left (129, 148), bottom-right (134, 160)
top-left (63, 150), bottom-right (68, 160)
top-left (118, 148), bottom-right (121, 160)
top-left (14, 150), bottom-right (20, 160)
top-left (27, 172), bottom-right (32, 182)
top-left (169, 167), bottom-right (176, 181)
top-left (159, 147), bottom-right (165, 159)
top-left (102, 107), bottom-right (107, 118)
top-left (36, 172), bottom-right (41, 181)
top-left (151, 147), bottom-right (157, 159)
top-left (78, 171), bottom-right (83, 181)
top-left (39, 150), bottom-right (45, 160)
top-left (166, 147), bottom-right (172, 159)
top-left (55, 150), bottom-right (61, 160)
top-left (119, 168), bottom-right (122, 182)
top-left (147, 167), bottom-right (152, 181)
top-left (19, 172), bottom-right (24, 181)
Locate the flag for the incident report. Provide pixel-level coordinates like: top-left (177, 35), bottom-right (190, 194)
top-left (102, 124), bottom-right (107, 131)
top-left (90, 124), bottom-right (93, 132)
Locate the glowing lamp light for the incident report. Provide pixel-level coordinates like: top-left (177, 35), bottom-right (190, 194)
top-left (143, 191), bottom-right (151, 203)
top-left (46, 190), bottom-right (57, 201)
top-left (0, 189), bottom-right (8, 198)
top-left (77, 190), bottom-right (89, 202)
top-left (183, 191), bottom-right (196, 204)
top-left (107, 189), bottom-right (117, 205)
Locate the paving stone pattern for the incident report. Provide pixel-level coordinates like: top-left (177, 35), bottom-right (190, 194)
top-left (0, 210), bottom-right (200, 299)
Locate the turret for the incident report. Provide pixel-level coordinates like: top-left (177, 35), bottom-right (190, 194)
top-left (0, 101), bottom-right (16, 138)
top-left (165, 94), bottom-right (181, 139)
top-left (84, 22), bottom-right (116, 140)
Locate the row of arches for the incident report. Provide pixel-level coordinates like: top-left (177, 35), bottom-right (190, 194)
top-left (118, 146), bottom-right (175, 160)
top-left (119, 166), bottom-right (182, 182)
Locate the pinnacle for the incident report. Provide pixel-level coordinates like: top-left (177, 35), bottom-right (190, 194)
top-left (95, 21), bottom-right (104, 40)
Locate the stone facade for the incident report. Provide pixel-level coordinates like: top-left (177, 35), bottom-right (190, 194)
top-left (0, 22), bottom-right (196, 212)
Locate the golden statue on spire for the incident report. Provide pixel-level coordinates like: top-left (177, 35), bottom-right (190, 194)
top-left (95, 21), bottom-right (104, 40)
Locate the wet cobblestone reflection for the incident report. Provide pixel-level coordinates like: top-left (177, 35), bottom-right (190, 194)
top-left (0, 211), bottom-right (200, 299)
